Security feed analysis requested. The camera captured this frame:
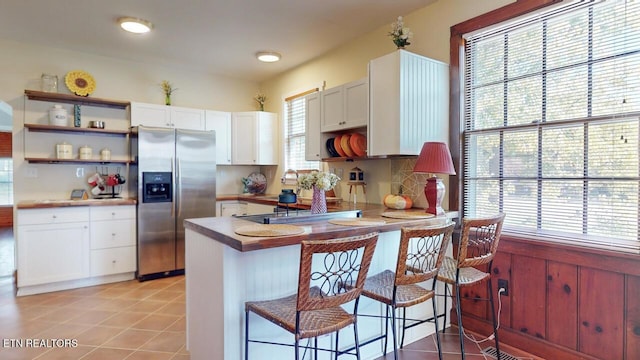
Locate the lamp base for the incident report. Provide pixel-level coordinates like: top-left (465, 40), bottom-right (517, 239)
top-left (424, 176), bottom-right (446, 216)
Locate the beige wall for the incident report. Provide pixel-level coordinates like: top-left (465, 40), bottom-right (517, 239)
top-left (2, 38), bottom-right (262, 203)
top-left (260, 0), bottom-right (514, 205)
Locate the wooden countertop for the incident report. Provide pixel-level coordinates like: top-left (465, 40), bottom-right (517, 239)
top-left (17, 198), bottom-right (137, 209)
top-left (185, 205), bottom-right (454, 252)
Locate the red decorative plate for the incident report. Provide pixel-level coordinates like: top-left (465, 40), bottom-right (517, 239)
top-left (349, 133), bottom-right (367, 157)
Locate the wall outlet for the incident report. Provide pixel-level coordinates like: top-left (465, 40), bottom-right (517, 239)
top-left (498, 279), bottom-right (509, 296)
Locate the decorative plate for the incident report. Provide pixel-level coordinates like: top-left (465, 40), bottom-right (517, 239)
top-left (340, 134), bottom-right (355, 157)
top-left (350, 133), bottom-right (367, 157)
top-left (65, 70), bottom-right (96, 96)
top-left (334, 135), bottom-right (347, 157)
top-left (326, 138), bottom-right (339, 157)
top-left (244, 172), bottom-right (267, 194)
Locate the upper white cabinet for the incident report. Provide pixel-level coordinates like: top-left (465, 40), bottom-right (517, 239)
top-left (205, 110), bottom-right (232, 165)
top-left (304, 92), bottom-right (326, 161)
top-left (131, 102), bottom-right (206, 131)
top-left (232, 111), bottom-right (278, 165)
top-left (321, 78), bottom-right (368, 132)
top-left (368, 50), bottom-right (449, 156)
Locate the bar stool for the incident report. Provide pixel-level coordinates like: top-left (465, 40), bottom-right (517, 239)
top-left (436, 213), bottom-right (505, 360)
top-left (244, 232), bottom-right (379, 360)
top-left (354, 222), bottom-right (454, 360)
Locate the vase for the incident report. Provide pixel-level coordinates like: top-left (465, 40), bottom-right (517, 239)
top-left (165, 94), bottom-right (171, 106)
top-left (310, 186), bottom-right (327, 214)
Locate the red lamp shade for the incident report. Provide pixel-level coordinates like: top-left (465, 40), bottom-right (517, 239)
top-left (413, 142), bottom-right (456, 216)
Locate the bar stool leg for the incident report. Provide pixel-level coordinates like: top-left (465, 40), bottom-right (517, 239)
top-left (454, 273), bottom-right (466, 360)
top-left (353, 322), bottom-right (362, 360)
top-left (391, 306), bottom-right (399, 360)
top-left (488, 278), bottom-right (501, 360)
top-left (431, 282), bottom-right (444, 360)
top-left (244, 310), bottom-right (250, 360)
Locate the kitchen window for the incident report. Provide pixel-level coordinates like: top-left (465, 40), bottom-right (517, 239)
top-left (0, 158), bottom-right (12, 206)
top-left (284, 90), bottom-right (319, 171)
top-left (462, 0), bottom-right (640, 253)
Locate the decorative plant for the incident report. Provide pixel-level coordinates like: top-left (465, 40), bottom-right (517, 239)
top-left (297, 171), bottom-right (340, 191)
top-left (388, 16), bottom-right (413, 49)
top-left (160, 80), bottom-right (178, 106)
top-left (254, 93), bottom-right (267, 111)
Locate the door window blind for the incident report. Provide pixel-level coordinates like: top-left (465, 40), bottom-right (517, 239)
top-left (463, 0), bottom-right (640, 253)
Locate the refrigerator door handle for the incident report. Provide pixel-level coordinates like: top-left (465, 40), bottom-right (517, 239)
top-left (171, 157), bottom-right (175, 218)
top-left (176, 157), bottom-right (182, 217)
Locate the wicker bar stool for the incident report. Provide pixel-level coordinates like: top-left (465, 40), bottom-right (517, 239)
top-left (355, 222), bottom-right (454, 360)
top-left (436, 213), bottom-right (505, 360)
top-left (244, 232), bottom-right (379, 360)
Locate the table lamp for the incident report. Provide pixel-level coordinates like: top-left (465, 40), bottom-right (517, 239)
top-left (413, 142), bottom-right (456, 215)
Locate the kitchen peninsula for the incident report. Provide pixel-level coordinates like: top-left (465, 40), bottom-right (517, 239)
top-left (184, 205), bottom-right (456, 360)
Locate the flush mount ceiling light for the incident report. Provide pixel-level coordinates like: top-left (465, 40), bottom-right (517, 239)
top-left (118, 17), bottom-right (153, 34)
top-left (256, 51), bottom-right (281, 62)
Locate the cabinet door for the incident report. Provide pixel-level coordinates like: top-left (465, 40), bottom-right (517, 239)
top-left (231, 112), bottom-right (257, 164)
top-left (343, 78), bottom-right (368, 129)
top-left (205, 110), bottom-right (232, 165)
top-left (305, 92), bottom-right (323, 161)
top-left (131, 102), bottom-right (172, 128)
top-left (255, 112), bottom-right (278, 165)
top-left (320, 86), bottom-right (344, 132)
top-left (17, 221), bottom-right (90, 287)
top-left (219, 202), bottom-right (248, 217)
top-left (91, 219), bottom-right (136, 249)
top-left (171, 107), bottom-right (206, 130)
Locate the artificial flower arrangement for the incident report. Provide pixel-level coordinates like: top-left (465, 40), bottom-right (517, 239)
top-left (254, 93), bottom-right (267, 111)
top-left (388, 16), bottom-right (413, 49)
top-left (160, 80), bottom-right (178, 105)
top-left (297, 171), bottom-right (340, 191)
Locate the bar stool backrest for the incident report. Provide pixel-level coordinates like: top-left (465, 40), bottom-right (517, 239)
top-left (296, 232), bottom-right (379, 311)
top-left (457, 213), bottom-right (506, 268)
top-left (395, 223), bottom-right (455, 286)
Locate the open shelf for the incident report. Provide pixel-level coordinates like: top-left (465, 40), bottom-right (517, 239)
top-left (24, 90), bottom-right (130, 109)
top-left (24, 123), bottom-right (130, 137)
top-left (25, 157), bottom-right (133, 165)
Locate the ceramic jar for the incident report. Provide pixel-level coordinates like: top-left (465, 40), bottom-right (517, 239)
top-left (100, 148), bottom-right (111, 161)
top-left (49, 105), bottom-right (68, 126)
top-left (79, 145), bottom-right (92, 160)
top-left (56, 142), bottom-right (73, 159)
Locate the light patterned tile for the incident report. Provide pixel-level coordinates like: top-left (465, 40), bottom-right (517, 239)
top-left (75, 326), bottom-right (125, 347)
top-left (100, 312), bottom-right (149, 328)
top-left (80, 347), bottom-right (134, 360)
top-left (33, 345), bottom-right (96, 360)
top-left (126, 350), bottom-right (175, 360)
top-left (155, 302), bottom-right (185, 316)
top-left (126, 300), bottom-right (168, 314)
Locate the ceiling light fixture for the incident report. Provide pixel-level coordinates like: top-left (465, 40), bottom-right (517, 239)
top-left (256, 51), bottom-right (281, 62)
top-left (118, 17), bottom-right (153, 34)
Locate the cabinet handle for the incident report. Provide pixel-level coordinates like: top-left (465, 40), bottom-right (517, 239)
top-left (112, 233), bottom-right (116, 236)
top-left (112, 212), bottom-right (116, 216)
top-left (52, 215), bottom-right (57, 219)
top-left (112, 260), bottom-right (117, 264)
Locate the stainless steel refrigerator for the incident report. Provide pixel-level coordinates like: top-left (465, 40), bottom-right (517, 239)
top-left (134, 126), bottom-right (216, 280)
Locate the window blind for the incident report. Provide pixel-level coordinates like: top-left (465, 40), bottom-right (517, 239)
top-left (285, 91), bottom-right (319, 171)
top-left (463, 0), bottom-right (640, 253)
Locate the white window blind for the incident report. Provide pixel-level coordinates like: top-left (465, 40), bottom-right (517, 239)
top-left (463, 0), bottom-right (640, 253)
top-left (285, 92), bottom-right (319, 171)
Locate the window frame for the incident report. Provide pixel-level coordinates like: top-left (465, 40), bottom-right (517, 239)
top-left (283, 88), bottom-right (320, 172)
top-left (451, 0), bottom-right (640, 253)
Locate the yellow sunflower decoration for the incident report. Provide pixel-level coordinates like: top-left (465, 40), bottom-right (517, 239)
top-left (65, 70), bottom-right (96, 96)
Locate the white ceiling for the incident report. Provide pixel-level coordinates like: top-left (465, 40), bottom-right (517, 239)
top-left (0, 0), bottom-right (436, 82)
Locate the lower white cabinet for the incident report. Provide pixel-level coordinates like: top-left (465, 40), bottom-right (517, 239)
top-left (89, 206), bottom-right (136, 277)
top-left (218, 201), bottom-right (248, 217)
top-left (16, 205), bottom-right (136, 294)
top-left (17, 209), bottom-right (90, 287)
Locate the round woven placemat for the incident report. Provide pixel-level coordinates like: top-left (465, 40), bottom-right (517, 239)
top-left (328, 218), bottom-right (386, 226)
top-left (381, 211), bottom-right (435, 219)
top-left (234, 224), bottom-right (305, 237)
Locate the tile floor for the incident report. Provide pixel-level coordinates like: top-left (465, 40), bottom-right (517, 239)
top-left (0, 226), bottom-right (542, 359)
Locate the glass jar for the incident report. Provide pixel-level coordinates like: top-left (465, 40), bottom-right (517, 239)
top-left (41, 73), bottom-right (58, 93)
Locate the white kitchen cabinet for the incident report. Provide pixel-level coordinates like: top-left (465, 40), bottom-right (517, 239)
top-left (246, 202), bottom-right (275, 215)
top-left (321, 78), bottom-right (368, 132)
top-left (131, 102), bottom-right (206, 130)
top-left (304, 92), bottom-right (327, 161)
top-left (17, 208), bottom-right (90, 287)
top-left (368, 50), bottom-right (449, 156)
top-left (218, 201), bottom-right (248, 217)
top-left (89, 206), bottom-right (136, 277)
top-left (231, 111), bottom-right (278, 165)
top-left (205, 110), bottom-right (232, 165)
